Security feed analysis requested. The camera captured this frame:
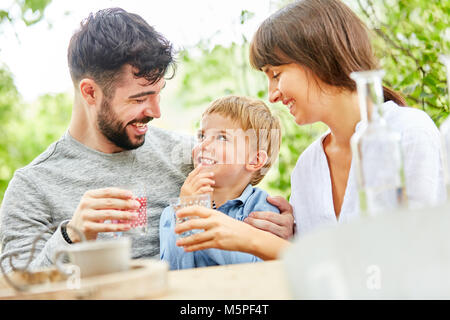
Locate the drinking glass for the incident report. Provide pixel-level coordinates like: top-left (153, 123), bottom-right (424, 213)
top-left (112, 184), bottom-right (148, 237)
top-left (168, 194), bottom-right (211, 238)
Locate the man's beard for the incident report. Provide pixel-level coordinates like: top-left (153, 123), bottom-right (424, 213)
top-left (97, 97), bottom-right (152, 150)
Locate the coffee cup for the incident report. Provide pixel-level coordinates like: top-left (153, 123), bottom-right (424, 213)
top-left (54, 237), bottom-right (131, 278)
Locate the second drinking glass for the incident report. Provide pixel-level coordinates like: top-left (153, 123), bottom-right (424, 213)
top-left (169, 194), bottom-right (211, 238)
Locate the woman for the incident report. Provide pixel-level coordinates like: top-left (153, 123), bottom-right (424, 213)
top-left (174, 0), bottom-right (445, 260)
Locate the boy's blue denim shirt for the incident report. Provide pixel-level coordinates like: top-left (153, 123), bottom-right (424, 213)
top-left (159, 184), bottom-right (280, 270)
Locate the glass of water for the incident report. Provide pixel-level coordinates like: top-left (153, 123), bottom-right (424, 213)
top-left (168, 194), bottom-right (211, 238)
top-left (112, 184), bottom-right (148, 237)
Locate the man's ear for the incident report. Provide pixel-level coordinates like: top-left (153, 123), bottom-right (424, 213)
top-left (246, 150), bottom-right (268, 172)
top-left (79, 78), bottom-right (100, 106)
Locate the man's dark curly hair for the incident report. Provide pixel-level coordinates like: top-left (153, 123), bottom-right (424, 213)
top-left (67, 7), bottom-right (175, 98)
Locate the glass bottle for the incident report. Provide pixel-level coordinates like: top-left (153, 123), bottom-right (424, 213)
top-left (350, 70), bottom-right (407, 216)
top-left (439, 55), bottom-right (450, 197)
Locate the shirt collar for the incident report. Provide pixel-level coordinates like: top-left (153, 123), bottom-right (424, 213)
top-left (222, 184), bottom-right (254, 207)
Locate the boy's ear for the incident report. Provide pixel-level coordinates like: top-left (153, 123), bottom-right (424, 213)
top-left (79, 78), bottom-right (100, 106)
top-left (246, 150), bottom-right (268, 172)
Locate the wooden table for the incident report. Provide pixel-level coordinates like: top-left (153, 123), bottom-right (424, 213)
top-left (156, 260), bottom-right (292, 300)
top-left (0, 259), bottom-right (292, 299)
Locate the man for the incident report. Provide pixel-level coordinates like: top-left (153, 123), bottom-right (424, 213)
top-left (0, 8), bottom-right (294, 273)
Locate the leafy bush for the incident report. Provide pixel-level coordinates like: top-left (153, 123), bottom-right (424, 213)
top-left (355, 0), bottom-right (450, 125)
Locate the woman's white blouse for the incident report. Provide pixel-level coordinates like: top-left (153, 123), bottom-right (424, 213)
top-left (289, 101), bottom-right (446, 236)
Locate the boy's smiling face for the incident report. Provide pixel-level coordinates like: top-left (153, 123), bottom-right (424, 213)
top-left (193, 113), bottom-right (258, 188)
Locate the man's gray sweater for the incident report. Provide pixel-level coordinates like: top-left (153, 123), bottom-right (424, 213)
top-left (0, 126), bottom-right (194, 273)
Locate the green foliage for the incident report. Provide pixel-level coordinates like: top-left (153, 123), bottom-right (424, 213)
top-left (0, 66), bottom-right (20, 199)
top-left (0, 65), bottom-right (18, 119)
top-left (354, 0), bottom-right (450, 125)
top-left (0, 0), bottom-right (55, 203)
top-left (0, 92), bottom-right (72, 201)
top-left (176, 41), bottom-right (266, 109)
top-left (0, 0), bottom-right (51, 26)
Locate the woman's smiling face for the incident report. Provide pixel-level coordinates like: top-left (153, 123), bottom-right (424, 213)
top-left (262, 63), bottom-right (328, 126)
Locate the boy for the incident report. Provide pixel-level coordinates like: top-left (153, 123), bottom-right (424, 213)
top-left (159, 95), bottom-right (282, 269)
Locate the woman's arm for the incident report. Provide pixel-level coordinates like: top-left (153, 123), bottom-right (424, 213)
top-left (174, 206), bottom-right (291, 260)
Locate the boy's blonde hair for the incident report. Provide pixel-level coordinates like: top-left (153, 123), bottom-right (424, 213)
top-left (202, 95), bottom-right (281, 185)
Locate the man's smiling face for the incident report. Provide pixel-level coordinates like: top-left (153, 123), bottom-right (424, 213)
top-left (96, 64), bottom-right (166, 150)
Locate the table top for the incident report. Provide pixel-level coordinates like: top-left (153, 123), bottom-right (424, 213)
top-left (156, 260), bottom-right (292, 300)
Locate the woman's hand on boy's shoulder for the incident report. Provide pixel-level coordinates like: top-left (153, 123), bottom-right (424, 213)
top-left (244, 196), bottom-right (295, 240)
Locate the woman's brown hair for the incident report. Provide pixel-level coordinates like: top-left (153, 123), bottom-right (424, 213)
top-left (249, 0), bottom-right (405, 106)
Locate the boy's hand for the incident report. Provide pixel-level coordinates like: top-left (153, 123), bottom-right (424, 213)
top-left (174, 205), bottom-right (290, 260)
top-left (174, 205), bottom-right (254, 253)
top-left (180, 164), bottom-right (215, 197)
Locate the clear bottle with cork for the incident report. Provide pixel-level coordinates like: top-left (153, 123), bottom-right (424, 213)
top-left (350, 70), bottom-right (407, 216)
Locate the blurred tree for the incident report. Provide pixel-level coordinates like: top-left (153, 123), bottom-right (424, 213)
top-left (0, 66), bottom-right (20, 198)
top-left (355, 0), bottom-right (450, 125)
top-left (0, 0), bottom-right (58, 202)
top-left (0, 93), bottom-right (72, 200)
top-left (0, 0), bottom-right (52, 27)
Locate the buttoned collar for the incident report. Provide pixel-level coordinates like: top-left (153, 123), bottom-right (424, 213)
top-left (219, 184), bottom-right (254, 209)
